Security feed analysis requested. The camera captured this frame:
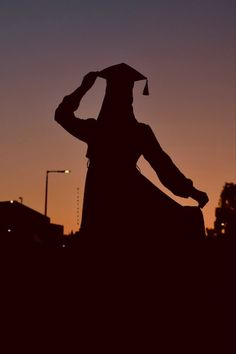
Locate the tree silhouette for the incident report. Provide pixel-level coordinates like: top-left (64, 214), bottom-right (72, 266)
top-left (212, 183), bottom-right (236, 237)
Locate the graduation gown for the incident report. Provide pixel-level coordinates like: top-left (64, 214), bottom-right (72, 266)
top-left (55, 98), bottom-right (205, 253)
top-left (55, 93), bottom-right (209, 352)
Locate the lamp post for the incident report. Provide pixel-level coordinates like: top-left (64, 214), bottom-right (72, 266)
top-left (44, 170), bottom-right (71, 216)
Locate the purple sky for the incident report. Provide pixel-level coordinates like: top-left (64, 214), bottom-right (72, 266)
top-left (0, 0), bottom-right (235, 233)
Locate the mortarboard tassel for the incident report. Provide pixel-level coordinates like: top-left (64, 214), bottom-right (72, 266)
top-left (143, 79), bottom-right (149, 95)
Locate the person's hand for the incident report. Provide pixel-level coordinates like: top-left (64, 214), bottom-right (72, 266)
top-left (190, 188), bottom-right (209, 208)
top-left (81, 71), bottom-right (99, 92)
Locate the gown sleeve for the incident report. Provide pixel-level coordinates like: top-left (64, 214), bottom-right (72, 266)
top-left (141, 124), bottom-right (194, 198)
top-left (54, 93), bottom-right (96, 143)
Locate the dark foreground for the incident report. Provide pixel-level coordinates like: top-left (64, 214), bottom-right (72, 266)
top-left (0, 235), bottom-right (232, 353)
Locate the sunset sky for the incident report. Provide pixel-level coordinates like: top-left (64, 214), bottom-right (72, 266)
top-left (0, 0), bottom-right (235, 234)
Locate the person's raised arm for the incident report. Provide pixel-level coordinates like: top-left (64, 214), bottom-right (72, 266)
top-left (141, 124), bottom-right (208, 208)
top-left (54, 72), bottom-right (98, 142)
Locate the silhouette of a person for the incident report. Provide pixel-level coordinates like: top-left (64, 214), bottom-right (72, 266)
top-left (55, 63), bottom-right (208, 252)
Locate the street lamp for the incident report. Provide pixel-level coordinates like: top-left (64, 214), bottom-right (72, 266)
top-left (44, 170), bottom-right (71, 216)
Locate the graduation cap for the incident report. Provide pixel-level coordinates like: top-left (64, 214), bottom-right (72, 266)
top-left (98, 63), bottom-right (149, 95)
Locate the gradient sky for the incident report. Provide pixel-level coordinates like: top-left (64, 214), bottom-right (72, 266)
top-left (0, 0), bottom-right (235, 234)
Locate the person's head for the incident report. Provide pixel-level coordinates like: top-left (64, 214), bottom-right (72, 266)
top-left (97, 63), bottom-right (148, 125)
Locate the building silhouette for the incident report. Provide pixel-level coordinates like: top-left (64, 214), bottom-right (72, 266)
top-left (0, 200), bottom-right (64, 248)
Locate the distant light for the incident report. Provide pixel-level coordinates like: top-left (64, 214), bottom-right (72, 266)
top-left (62, 244), bottom-right (66, 248)
top-left (10, 200), bottom-right (14, 204)
top-left (221, 222), bottom-right (225, 226)
top-left (8, 229), bottom-right (11, 233)
top-left (64, 170), bottom-right (70, 174)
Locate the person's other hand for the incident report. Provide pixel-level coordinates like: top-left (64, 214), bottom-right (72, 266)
top-left (81, 72), bottom-right (98, 92)
top-left (191, 188), bottom-right (209, 208)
